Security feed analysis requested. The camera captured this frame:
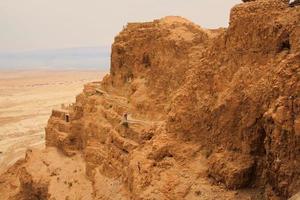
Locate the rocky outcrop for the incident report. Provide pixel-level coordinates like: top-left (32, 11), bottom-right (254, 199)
top-left (1, 148), bottom-right (94, 200)
top-left (208, 152), bottom-right (255, 189)
top-left (0, 0), bottom-right (299, 199)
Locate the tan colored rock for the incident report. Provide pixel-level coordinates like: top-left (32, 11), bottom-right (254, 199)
top-left (289, 192), bottom-right (300, 200)
top-left (208, 152), bottom-right (254, 189)
top-left (1, 0), bottom-right (300, 199)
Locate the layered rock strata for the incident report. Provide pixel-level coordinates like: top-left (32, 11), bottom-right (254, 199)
top-left (0, 1), bottom-right (299, 199)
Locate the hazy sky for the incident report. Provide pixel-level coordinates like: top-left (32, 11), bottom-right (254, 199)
top-left (0, 0), bottom-right (240, 52)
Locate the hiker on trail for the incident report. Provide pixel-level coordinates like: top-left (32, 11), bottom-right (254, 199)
top-left (121, 112), bottom-right (129, 127)
top-left (123, 113), bottom-right (128, 122)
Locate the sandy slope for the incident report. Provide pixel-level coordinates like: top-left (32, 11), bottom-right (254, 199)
top-left (0, 70), bottom-right (106, 173)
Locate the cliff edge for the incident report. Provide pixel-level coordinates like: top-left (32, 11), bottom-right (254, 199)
top-left (0, 0), bottom-right (299, 199)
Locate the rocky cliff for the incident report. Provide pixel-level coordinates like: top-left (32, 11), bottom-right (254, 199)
top-left (0, 0), bottom-right (299, 199)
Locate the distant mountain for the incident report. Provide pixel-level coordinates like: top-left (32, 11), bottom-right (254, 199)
top-left (0, 46), bottom-right (110, 70)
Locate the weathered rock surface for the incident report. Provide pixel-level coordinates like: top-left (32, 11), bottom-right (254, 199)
top-left (208, 152), bottom-right (255, 189)
top-left (0, 0), bottom-right (299, 199)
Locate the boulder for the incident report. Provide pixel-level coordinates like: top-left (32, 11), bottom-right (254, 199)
top-left (208, 151), bottom-right (255, 189)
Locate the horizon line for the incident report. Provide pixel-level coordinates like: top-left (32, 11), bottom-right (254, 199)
top-left (0, 45), bottom-right (111, 54)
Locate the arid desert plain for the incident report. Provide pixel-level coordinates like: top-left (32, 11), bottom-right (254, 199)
top-left (0, 70), bottom-right (105, 173)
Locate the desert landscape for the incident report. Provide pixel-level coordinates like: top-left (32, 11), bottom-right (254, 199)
top-left (0, 0), bottom-right (299, 200)
top-left (0, 70), bottom-right (105, 173)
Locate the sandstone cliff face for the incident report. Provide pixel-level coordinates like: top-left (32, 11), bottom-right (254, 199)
top-left (167, 1), bottom-right (300, 198)
top-left (0, 1), bottom-right (299, 200)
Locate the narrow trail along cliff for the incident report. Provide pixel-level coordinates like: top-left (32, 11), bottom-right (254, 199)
top-left (0, 0), bottom-right (300, 199)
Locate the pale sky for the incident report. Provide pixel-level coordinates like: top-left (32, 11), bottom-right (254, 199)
top-left (0, 0), bottom-right (240, 52)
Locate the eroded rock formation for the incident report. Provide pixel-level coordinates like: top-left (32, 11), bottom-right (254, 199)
top-left (0, 0), bottom-right (299, 199)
